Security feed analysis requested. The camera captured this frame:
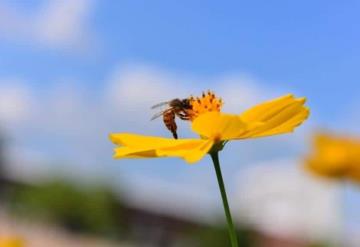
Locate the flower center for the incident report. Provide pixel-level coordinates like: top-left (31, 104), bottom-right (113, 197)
top-left (186, 91), bottom-right (223, 121)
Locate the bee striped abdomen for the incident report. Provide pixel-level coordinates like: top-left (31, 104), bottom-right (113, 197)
top-left (163, 110), bottom-right (178, 139)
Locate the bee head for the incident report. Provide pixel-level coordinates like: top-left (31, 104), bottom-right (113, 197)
top-left (180, 98), bottom-right (192, 109)
top-left (169, 98), bottom-right (191, 110)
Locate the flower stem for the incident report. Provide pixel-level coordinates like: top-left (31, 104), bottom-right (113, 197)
top-left (210, 152), bottom-right (239, 247)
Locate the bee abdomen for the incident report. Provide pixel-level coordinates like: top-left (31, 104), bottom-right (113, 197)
top-left (163, 110), bottom-right (178, 139)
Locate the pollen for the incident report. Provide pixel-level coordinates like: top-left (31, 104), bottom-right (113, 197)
top-left (186, 91), bottom-right (223, 121)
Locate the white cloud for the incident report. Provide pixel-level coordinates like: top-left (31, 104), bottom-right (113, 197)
top-left (4, 145), bottom-right (53, 182)
top-left (234, 159), bottom-right (342, 243)
top-left (0, 80), bottom-right (31, 125)
top-left (106, 64), bottom-right (200, 111)
top-left (214, 74), bottom-right (283, 112)
top-left (0, 0), bottom-right (95, 50)
top-left (105, 64), bottom-right (286, 120)
top-left (120, 174), bottom-right (219, 224)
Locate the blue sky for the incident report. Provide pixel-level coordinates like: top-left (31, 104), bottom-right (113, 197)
top-left (1, 1), bottom-right (360, 124)
top-left (0, 0), bottom-right (360, 240)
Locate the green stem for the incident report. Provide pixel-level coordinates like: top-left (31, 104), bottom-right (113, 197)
top-left (210, 152), bottom-right (239, 247)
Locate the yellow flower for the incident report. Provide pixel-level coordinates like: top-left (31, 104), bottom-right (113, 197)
top-left (110, 94), bottom-right (309, 163)
top-left (186, 91), bottom-right (223, 120)
top-left (305, 133), bottom-right (360, 183)
top-left (0, 238), bottom-right (24, 247)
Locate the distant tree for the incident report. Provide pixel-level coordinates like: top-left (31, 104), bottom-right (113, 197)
top-left (0, 129), bottom-right (6, 186)
top-left (0, 129), bottom-right (8, 200)
top-left (9, 179), bottom-right (124, 237)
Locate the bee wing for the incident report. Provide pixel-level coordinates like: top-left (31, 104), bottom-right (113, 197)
top-left (150, 110), bottom-right (166, 121)
top-left (150, 108), bottom-right (173, 121)
top-left (151, 101), bottom-right (170, 109)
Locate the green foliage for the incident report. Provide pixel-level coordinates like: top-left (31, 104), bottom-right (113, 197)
top-left (195, 225), bottom-right (230, 247)
top-left (193, 224), bottom-right (256, 247)
top-left (307, 242), bottom-right (334, 247)
top-left (9, 179), bottom-right (122, 236)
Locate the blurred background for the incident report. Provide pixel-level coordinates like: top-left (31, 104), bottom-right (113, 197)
top-left (0, 0), bottom-right (360, 246)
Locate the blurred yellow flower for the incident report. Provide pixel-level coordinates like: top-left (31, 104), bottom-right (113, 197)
top-left (0, 238), bottom-right (24, 247)
top-left (110, 94), bottom-right (309, 163)
top-left (305, 133), bottom-right (360, 183)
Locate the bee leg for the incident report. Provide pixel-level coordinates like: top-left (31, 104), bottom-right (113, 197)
top-left (170, 119), bottom-right (178, 139)
top-left (179, 116), bottom-right (190, 120)
top-left (177, 112), bottom-right (190, 120)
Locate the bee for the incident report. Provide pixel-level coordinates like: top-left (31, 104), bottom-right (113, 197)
top-left (151, 98), bottom-right (192, 139)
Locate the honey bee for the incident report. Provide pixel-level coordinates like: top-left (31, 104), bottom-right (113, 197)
top-left (151, 98), bottom-right (192, 139)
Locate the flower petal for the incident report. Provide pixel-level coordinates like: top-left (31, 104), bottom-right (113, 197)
top-left (110, 133), bottom-right (212, 163)
top-left (304, 133), bottom-right (360, 183)
top-left (157, 139), bottom-right (214, 163)
top-left (109, 133), bottom-right (188, 148)
top-left (113, 147), bottom-right (159, 158)
top-left (237, 95), bottom-right (309, 139)
top-left (191, 112), bottom-right (248, 141)
top-left (240, 94), bottom-right (295, 122)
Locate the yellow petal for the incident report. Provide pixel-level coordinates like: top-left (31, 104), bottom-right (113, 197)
top-left (304, 133), bottom-right (360, 183)
top-left (113, 147), bottom-right (159, 158)
top-left (304, 158), bottom-right (350, 179)
top-left (240, 94), bottom-right (295, 122)
top-left (109, 133), bottom-right (189, 148)
top-left (110, 133), bottom-right (212, 163)
top-left (0, 238), bottom-right (24, 247)
top-left (191, 112), bottom-right (247, 141)
top-left (238, 95), bottom-right (309, 139)
top-left (348, 167), bottom-right (360, 184)
top-left (157, 139), bottom-right (214, 163)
